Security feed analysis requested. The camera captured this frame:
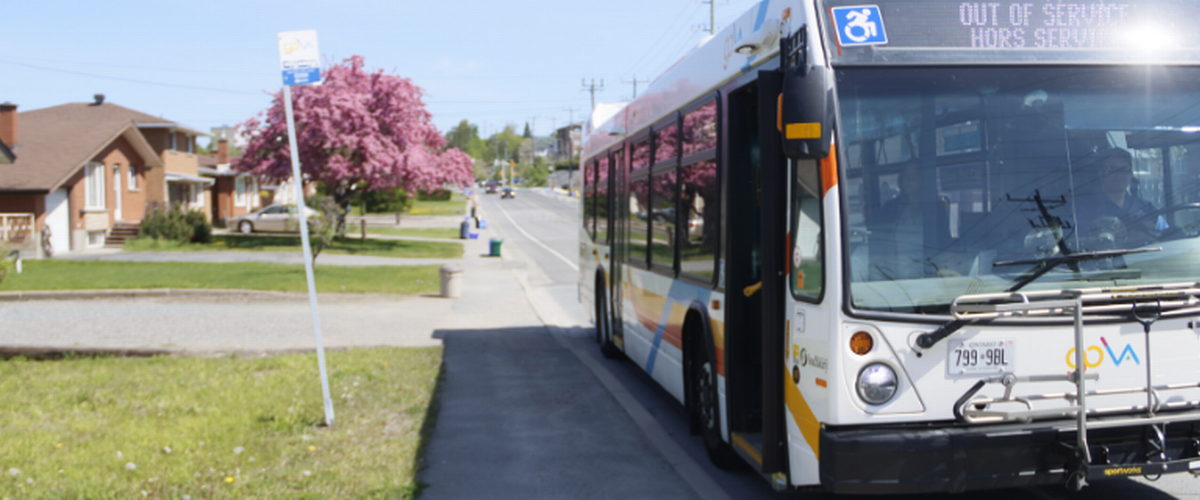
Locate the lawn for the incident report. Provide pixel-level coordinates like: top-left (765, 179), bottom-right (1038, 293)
top-left (365, 227), bottom-right (459, 240)
top-left (127, 235), bottom-right (463, 260)
top-left (0, 347), bottom-right (441, 499)
top-left (406, 193), bottom-right (467, 217)
top-left (0, 260), bottom-right (441, 295)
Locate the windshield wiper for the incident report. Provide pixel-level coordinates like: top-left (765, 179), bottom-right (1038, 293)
top-left (997, 247), bottom-right (1162, 293)
top-left (915, 247), bottom-right (1162, 350)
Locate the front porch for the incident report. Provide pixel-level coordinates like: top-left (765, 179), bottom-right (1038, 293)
top-left (0, 213), bottom-right (39, 258)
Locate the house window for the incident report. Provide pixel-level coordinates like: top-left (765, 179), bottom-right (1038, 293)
top-left (187, 135), bottom-right (194, 154)
top-left (249, 179), bottom-right (259, 207)
top-left (87, 231), bottom-right (106, 248)
top-left (235, 177), bottom-right (247, 207)
top-left (169, 132), bottom-right (177, 152)
top-left (85, 162), bottom-right (106, 209)
top-left (128, 165), bottom-right (138, 190)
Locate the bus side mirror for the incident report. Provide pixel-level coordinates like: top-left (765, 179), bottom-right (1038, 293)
top-left (780, 65), bottom-right (832, 160)
top-left (779, 25), bottom-right (832, 160)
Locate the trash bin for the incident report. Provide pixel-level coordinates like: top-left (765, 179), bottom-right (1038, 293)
top-left (489, 238), bottom-right (503, 257)
top-left (439, 264), bottom-right (463, 298)
top-left (460, 218), bottom-right (470, 239)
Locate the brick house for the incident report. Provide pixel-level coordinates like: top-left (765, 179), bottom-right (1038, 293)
top-left (0, 96), bottom-right (209, 256)
top-left (200, 138), bottom-right (265, 227)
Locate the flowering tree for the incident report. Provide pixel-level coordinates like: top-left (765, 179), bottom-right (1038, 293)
top-left (235, 55), bottom-right (473, 230)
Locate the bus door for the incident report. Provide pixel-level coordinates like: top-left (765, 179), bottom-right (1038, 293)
top-left (723, 80), bottom-right (769, 468)
top-left (609, 149), bottom-right (627, 345)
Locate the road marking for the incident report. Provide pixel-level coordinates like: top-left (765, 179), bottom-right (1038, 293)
top-left (493, 199), bottom-right (580, 271)
top-left (517, 196), bottom-right (575, 225)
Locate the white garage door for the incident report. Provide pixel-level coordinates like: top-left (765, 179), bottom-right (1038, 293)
top-left (45, 188), bottom-right (69, 255)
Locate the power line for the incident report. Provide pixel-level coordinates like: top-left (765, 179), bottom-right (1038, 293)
top-left (0, 59), bottom-right (262, 96)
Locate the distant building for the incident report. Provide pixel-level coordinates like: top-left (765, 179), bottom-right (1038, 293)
top-left (552, 122), bottom-right (582, 165)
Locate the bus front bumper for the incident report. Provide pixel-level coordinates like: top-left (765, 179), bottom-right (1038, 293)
top-left (819, 416), bottom-right (1200, 494)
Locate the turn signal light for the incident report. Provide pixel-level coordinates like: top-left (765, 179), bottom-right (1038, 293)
top-left (850, 332), bottom-right (874, 355)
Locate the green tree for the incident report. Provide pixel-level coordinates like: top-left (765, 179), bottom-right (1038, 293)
top-left (445, 120), bottom-right (488, 160)
top-left (522, 122), bottom-right (532, 139)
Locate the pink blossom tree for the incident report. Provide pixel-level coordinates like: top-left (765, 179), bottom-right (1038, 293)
top-left (235, 55), bottom-right (473, 231)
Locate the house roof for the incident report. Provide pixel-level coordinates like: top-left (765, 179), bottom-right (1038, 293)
top-left (0, 102), bottom-right (166, 193)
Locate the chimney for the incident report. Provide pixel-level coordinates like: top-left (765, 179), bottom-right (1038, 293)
top-left (217, 139), bottom-right (229, 164)
top-left (92, 94), bottom-right (105, 106)
top-left (0, 102), bottom-right (16, 147)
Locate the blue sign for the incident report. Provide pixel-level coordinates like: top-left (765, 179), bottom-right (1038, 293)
top-left (831, 5), bottom-right (888, 46)
top-left (282, 67), bottom-right (321, 86)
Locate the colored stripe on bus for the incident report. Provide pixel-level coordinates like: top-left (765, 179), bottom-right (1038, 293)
top-left (784, 368), bottom-right (822, 460)
top-left (646, 280), bottom-right (712, 375)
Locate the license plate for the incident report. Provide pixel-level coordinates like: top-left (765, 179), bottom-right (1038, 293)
top-left (948, 339), bottom-right (1015, 375)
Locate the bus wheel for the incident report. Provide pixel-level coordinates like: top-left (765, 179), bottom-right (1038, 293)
top-left (693, 334), bottom-right (740, 469)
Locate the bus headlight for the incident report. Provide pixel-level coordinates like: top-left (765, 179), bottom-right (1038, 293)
top-left (856, 363), bottom-right (898, 405)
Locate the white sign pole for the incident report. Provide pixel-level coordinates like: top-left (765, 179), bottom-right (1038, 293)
top-left (278, 29), bottom-right (334, 427)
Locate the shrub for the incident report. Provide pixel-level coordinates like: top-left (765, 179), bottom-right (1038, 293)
top-left (0, 243), bottom-right (12, 284)
top-left (416, 189), bottom-right (452, 201)
top-left (349, 187), bottom-right (415, 214)
top-left (138, 204), bottom-right (212, 244)
top-left (305, 196), bottom-right (341, 261)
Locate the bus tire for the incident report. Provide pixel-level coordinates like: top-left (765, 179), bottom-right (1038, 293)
top-left (688, 317), bottom-right (740, 469)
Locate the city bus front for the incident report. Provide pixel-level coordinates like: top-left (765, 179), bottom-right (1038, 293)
top-left (801, 0), bottom-right (1200, 493)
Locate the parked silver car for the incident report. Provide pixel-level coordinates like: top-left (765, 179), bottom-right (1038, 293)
top-left (229, 204), bottom-right (318, 234)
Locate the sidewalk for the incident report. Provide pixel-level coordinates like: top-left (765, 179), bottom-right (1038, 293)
top-left (0, 212), bottom-right (546, 353)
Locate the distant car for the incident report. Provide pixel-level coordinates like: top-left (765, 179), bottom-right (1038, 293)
top-left (501, 187), bottom-right (516, 199)
top-left (486, 180), bottom-right (500, 194)
top-left (229, 204), bottom-right (318, 234)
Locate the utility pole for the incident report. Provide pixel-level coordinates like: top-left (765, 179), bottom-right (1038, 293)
top-left (622, 75), bottom-right (649, 99)
top-left (582, 78), bottom-right (605, 111)
top-left (697, 0), bottom-right (721, 34)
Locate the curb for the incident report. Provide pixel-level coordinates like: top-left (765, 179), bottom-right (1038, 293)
top-left (0, 288), bottom-right (299, 302)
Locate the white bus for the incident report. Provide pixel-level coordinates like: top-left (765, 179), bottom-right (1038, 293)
top-left (580, 0), bottom-right (1200, 493)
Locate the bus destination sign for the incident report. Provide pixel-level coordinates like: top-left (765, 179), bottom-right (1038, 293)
top-left (824, 0), bottom-right (1200, 57)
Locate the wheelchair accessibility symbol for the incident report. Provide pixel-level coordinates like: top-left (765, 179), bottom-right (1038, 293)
top-left (831, 5), bottom-right (888, 46)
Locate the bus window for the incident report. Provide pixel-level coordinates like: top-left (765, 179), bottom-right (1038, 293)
top-left (632, 138), bottom-right (651, 171)
top-left (839, 66), bottom-right (1200, 314)
top-left (791, 159), bottom-right (823, 300)
top-left (583, 160), bottom-right (596, 240)
top-left (683, 101), bottom-right (718, 156)
top-left (681, 160), bottom-right (719, 281)
top-left (596, 156), bottom-right (610, 243)
top-left (628, 174), bottom-right (650, 266)
top-left (650, 169), bottom-right (678, 272)
top-left (655, 123), bottom-right (679, 164)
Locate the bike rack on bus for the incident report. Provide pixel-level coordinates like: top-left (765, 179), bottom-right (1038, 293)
top-left (947, 282), bottom-right (1200, 490)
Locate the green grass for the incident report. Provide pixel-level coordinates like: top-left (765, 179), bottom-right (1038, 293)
top-left (406, 193), bottom-right (467, 217)
top-left (365, 227), bottom-right (459, 240)
top-left (0, 347), bottom-right (441, 499)
top-left (0, 260), bottom-right (441, 295)
top-left (127, 235), bottom-right (463, 260)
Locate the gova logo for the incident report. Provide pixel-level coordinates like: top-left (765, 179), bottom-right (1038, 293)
top-left (281, 39), bottom-right (315, 56)
top-left (1065, 337), bottom-right (1140, 369)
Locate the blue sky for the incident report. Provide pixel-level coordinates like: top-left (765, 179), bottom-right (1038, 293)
top-left (4, 0), bottom-right (761, 145)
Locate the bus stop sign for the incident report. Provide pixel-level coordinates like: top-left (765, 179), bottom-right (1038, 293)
top-left (278, 30), bottom-right (322, 86)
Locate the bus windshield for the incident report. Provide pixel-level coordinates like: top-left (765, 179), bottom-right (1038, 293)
top-left (841, 66), bottom-right (1200, 314)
